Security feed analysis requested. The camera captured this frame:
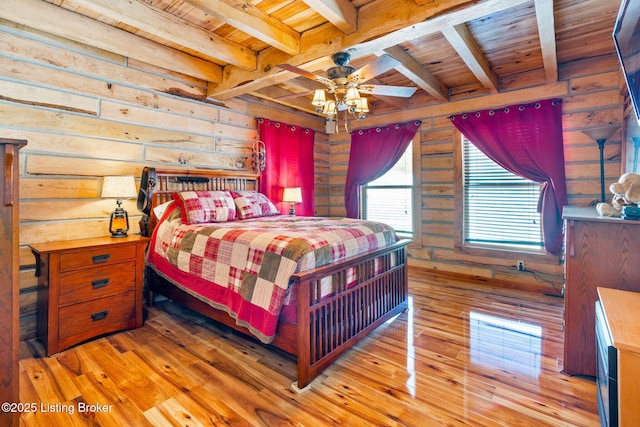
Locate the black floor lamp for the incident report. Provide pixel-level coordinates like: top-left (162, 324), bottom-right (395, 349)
top-left (582, 124), bottom-right (621, 202)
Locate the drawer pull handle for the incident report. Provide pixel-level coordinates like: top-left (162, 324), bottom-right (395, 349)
top-left (91, 278), bottom-right (110, 289)
top-left (92, 254), bottom-right (110, 264)
top-left (90, 310), bottom-right (109, 321)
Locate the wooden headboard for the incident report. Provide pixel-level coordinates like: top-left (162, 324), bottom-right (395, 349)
top-left (138, 166), bottom-right (260, 236)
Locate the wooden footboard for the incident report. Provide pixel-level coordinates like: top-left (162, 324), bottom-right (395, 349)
top-left (292, 239), bottom-right (409, 388)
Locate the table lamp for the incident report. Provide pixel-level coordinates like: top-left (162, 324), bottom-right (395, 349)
top-left (102, 175), bottom-right (137, 237)
top-left (283, 187), bottom-right (302, 215)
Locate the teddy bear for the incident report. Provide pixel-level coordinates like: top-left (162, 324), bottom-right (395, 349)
top-left (596, 172), bottom-right (640, 216)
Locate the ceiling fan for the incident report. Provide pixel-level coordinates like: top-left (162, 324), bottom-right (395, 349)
top-left (278, 51), bottom-right (417, 120)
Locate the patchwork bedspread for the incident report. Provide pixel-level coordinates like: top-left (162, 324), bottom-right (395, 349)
top-left (146, 204), bottom-right (398, 343)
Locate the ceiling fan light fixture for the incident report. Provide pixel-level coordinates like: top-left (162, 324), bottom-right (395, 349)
top-left (354, 98), bottom-right (368, 120)
top-left (279, 51), bottom-right (416, 123)
top-left (345, 87), bottom-right (361, 107)
top-left (312, 89), bottom-right (326, 106)
top-left (312, 89), bottom-right (327, 113)
top-left (355, 98), bottom-right (368, 112)
top-left (323, 100), bottom-right (337, 116)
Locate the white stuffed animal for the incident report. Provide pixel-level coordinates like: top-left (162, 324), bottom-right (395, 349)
top-left (596, 173), bottom-right (640, 216)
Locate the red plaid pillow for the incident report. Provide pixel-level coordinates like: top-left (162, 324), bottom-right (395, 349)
top-left (230, 191), bottom-right (279, 219)
top-left (172, 190), bottom-right (236, 224)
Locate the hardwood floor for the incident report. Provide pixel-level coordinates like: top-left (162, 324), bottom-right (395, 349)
top-left (18, 269), bottom-right (599, 426)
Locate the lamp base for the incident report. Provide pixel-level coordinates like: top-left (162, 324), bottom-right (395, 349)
top-left (109, 206), bottom-right (130, 237)
top-left (289, 204), bottom-right (296, 215)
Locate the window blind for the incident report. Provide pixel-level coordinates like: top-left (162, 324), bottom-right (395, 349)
top-left (463, 138), bottom-right (543, 247)
top-left (362, 186), bottom-right (413, 234)
top-left (362, 141), bottom-right (413, 235)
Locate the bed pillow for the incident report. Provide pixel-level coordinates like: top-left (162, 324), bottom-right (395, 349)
top-left (172, 190), bottom-right (236, 224)
top-left (230, 191), bottom-right (280, 219)
top-left (153, 200), bottom-right (174, 220)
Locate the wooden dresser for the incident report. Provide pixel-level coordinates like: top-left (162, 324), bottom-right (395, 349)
top-left (563, 206), bottom-right (640, 377)
top-left (597, 287), bottom-right (640, 426)
top-left (0, 138), bottom-right (26, 427)
top-left (31, 235), bottom-right (148, 356)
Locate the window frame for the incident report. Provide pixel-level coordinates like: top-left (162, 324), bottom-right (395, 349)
top-left (360, 134), bottom-right (422, 246)
top-left (452, 129), bottom-right (557, 263)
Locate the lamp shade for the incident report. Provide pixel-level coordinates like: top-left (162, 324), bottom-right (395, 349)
top-left (312, 89), bottom-right (327, 106)
top-left (283, 187), bottom-right (302, 203)
top-left (581, 124), bottom-right (621, 142)
top-left (101, 175), bottom-right (137, 199)
top-left (345, 87), bottom-right (361, 106)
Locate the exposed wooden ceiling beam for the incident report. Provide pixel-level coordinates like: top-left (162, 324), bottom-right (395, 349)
top-left (70, 0), bottom-right (256, 70)
top-left (208, 0), bottom-right (476, 100)
top-left (383, 45), bottom-right (449, 102)
top-left (349, 0), bottom-right (530, 56)
top-left (442, 23), bottom-right (499, 93)
top-left (534, 0), bottom-right (558, 82)
top-left (301, 0), bottom-right (358, 34)
top-left (208, 0), bottom-right (531, 100)
top-left (183, 0), bottom-right (301, 55)
top-left (0, 0), bottom-right (222, 82)
top-left (250, 86), bottom-right (318, 114)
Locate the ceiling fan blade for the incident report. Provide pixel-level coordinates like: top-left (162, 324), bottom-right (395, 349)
top-left (348, 55), bottom-right (400, 83)
top-left (278, 64), bottom-right (335, 87)
top-left (358, 84), bottom-right (417, 97)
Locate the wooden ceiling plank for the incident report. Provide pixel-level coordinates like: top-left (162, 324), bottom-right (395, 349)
top-left (442, 23), bottom-right (499, 93)
top-left (383, 45), bottom-right (449, 102)
top-left (534, 0), bottom-right (558, 82)
top-left (184, 0), bottom-right (301, 55)
top-left (301, 0), bottom-right (358, 34)
top-left (0, 0), bottom-right (222, 82)
top-left (70, 0), bottom-right (256, 70)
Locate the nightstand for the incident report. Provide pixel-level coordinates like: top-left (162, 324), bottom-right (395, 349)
top-left (30, 235), bottom-right (149, 356)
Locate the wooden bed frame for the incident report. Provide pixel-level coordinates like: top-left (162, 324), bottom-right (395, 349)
top-left (140, 166), bottom-right (409, 389)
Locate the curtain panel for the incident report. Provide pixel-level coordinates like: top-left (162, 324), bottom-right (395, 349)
top-left (345, 120), bottom-right (421, 218)
top-left (449, 98), bottom-right (567, 255)
top-left (257, 118), bottom-right (315, 216)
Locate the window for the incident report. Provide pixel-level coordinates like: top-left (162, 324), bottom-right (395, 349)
top-left (362, 140), bottom-right (414, 236)
top-left (463, 136), bottom-right (543, 250)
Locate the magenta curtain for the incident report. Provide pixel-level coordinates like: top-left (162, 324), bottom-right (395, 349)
top-left (345, 120), bottom-right (421, 218)
top-left (257, 118), bottom-right (315, 216)
top-left (449, 98), bottom-right (567, 255)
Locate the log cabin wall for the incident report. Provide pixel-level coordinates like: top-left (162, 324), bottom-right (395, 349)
top-left (0, 21), bottom-right (328, 340)
top-left (328, 54), bottom-right (623, 293)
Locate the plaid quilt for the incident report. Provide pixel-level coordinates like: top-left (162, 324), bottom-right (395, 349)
top-left (146, 204), bottom-right (399, 343)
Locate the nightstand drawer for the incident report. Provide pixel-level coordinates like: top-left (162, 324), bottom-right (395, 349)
top-left (58, 291), bottom-right (137, 351)
top-left (59, 245), bottom-right (136, 271)
top-left (59, 261), bottom-right (136, 306)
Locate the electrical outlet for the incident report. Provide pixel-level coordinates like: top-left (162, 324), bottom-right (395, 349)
top-left (517, 260), bottom-right (525, 271)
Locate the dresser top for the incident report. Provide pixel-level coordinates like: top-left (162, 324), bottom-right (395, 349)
top-left (562, 205), bottom-right (640, 224)
top-left (598, 287), bottom-right (640, 354)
